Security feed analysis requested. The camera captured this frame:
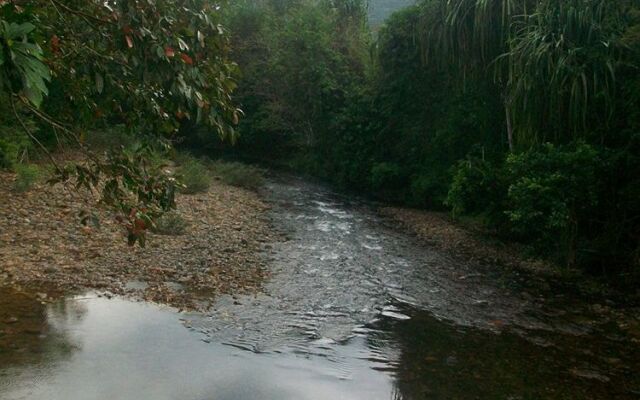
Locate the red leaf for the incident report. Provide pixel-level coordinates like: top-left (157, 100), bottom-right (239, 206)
top-left (125, 35), bottom-right (133, 48)
top-left (50, 35), bottom-right (60, 54)
top-left (180, 53), bottom-right (193, 65)
top-left (164, 46), bottom-right (175, 58)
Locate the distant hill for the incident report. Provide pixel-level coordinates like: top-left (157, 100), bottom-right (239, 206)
top-left (368, 0), bottom-right (415, 27)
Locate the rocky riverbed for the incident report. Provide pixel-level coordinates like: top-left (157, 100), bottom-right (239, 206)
top-left (0, 171), bottom-right (274, 310)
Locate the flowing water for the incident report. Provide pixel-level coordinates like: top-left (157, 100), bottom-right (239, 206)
top-left (1, 176), bottom-right (638, 399)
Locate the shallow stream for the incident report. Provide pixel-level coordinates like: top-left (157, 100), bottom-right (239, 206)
top-left (1, 176), bottom-right (638, 399)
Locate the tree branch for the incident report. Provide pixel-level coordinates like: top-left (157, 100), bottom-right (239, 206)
top-left (49, 0), bottom-right (117, 26)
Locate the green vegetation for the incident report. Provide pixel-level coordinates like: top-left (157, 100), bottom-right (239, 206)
top-left (152, 212), bottom-right (189, 236)
top-left (12, 164), bottom-right (43, 192)
top-left (209, 161), bottom-right (264, 191)
top-left (1, 1), bottom-right (239, 245)
top-left (205, 0), bottom-right (640, 279)
top-left (1, 0), bottom-right (638, 279)
top-left (178, 158), bottom-right (211, 195)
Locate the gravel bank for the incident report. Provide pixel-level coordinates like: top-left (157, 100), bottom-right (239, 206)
top-left (379, 207), bottom-right (553, 274)
top-left (0, 172), bottom-right (274, 310)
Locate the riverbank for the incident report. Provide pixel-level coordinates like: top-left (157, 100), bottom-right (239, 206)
top-left (0, 170), bottom-right (273, 310)
top-left (381, 206), bottom-right (640, 305)
top-left (380, 207), bottom-right (554, 274)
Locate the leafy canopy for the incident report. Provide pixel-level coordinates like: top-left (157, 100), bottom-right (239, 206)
top-left (0, 0), bottom-right (241, 245)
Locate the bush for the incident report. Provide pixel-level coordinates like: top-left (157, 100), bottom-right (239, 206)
top-left (0, 122), bottom-right (34, 170)
top-left (178, 157), bottom-right (211, 194)
top-left (13, 164), bottom-right (43, 192)
top-left (369, 162), bottom-right (406, 201)
top-left (504, 143), bottom-right (603, 266)
top-left (152, 212), bottom-right (188, 235)
top-left (446, 157), bottom-right (507, 221)
top-left (370, 162), bottom-right (401, 190)
top-left (0, 139), bottom-right (19, 170)
top-left (209, 160), bottom-right (264, 190)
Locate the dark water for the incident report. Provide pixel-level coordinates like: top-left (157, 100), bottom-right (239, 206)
top-left (1, 176), bottom-right (638, 399)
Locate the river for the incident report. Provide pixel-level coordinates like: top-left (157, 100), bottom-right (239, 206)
top-left (0, 175), bottom-right (638, 399)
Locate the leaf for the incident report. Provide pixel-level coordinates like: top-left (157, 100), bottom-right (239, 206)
top-left (164, 46), bottom-right (175, 58)
top-left (23, 86), bottom-right (43, 108)
top-left (125, 35), bottom-right (133, 48)
top-left (50, 35), bottom-right (60, 54)
top-left (197, 30), bottom-right (205, 47)
top-left (7, 22), bottom-right (36, 37)
top-left (95, 72), bottom-right (104, 94)
top-left (178, 37), bottom-right (189, 51)
top-left (180, 53), bottom-right (193, 65)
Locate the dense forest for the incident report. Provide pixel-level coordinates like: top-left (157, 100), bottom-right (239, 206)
top-left (217, 0), bottom-right (640, 279)
top-left (1, 0), bottom-right (639, 280)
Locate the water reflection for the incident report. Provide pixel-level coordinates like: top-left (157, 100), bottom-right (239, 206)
top-left (0, 292), bottom-right (393, 400)
top-left (2, 175), bottom-right (640, 399)
top-left (376, 306), bottom-right (640, 400)
top-left (0, 287), bottom-right (79, 374)
top-left (1, 289), bottom-right (639, 400)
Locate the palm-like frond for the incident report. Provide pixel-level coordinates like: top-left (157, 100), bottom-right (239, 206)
top-left (413, 0), bottom-right (631, 146)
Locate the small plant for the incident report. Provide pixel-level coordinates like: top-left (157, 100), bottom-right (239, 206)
top-left (178, 157), bottom-right (211, 194)
top-left (13, 164), bottom-right (42, 192)
top-left (209, 160), bottom-right (264, 190)
top-left (152, 212), bottom-right (188, 235)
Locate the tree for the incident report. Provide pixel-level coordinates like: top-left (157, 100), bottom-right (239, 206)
top-left (416, 0), bottom-right (631, 149)
top-left (0, 0), bottom-right (240, 245)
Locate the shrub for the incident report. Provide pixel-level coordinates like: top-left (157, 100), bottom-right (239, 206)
top-left (13, 164), bottom-right (43, 192)
top-left (0, 139), bottom-right (19, 170)
top-left (446, 157), bottom-right (507, 221)
top-left (504, 143), bottom-right (603, 266)
top-left (370, 162), bottom-right (402, 190)
top-left (369, 162), bottom-right (407, 201)
top-left (0, 122), bottom-right (34, 170)
top-left (152, 212), bottom-right (188, 235)
top-left (209, 160), bottom-right (264, 190)
top-left (178, 157), bottom-right (211, 194)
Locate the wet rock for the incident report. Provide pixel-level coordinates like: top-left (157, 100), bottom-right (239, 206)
top-left (445, 355), bottom-right (458, 366)
top-left (569, 368), bottom-right (610, 382)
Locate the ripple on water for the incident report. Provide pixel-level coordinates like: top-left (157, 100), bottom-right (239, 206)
top-left (2, 176), bottom-right (638, 399)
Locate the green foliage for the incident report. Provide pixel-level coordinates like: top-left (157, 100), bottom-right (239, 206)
top-left (152, 212), bottom-right (188, 236)
top-left (504, 0), bottom-right (629, 142)
top-left (504, 143), bottom-right (603, 265)
top-left (414, 0), bottom-right (634, 145)
top-left (446, 157), bottom-right (506, 221)
top-left (219, 0), bottom-right (370, 159)
top-left (370, 162), bottom-right (404, 200)
top-left (12, 163), bottom-right (42, 192)
top-left (0, 20), bottom-right (51, 107)
top-left (220, 0), bottom-right (639, 276)
top-left (0, 1), bottom-right (241, 246)
top-left (0, 111), bottom-right (36, 169)
top-left (178, 157), bottom-right (211, 194)
top-left (209, 160), bottom-right (264, 191)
